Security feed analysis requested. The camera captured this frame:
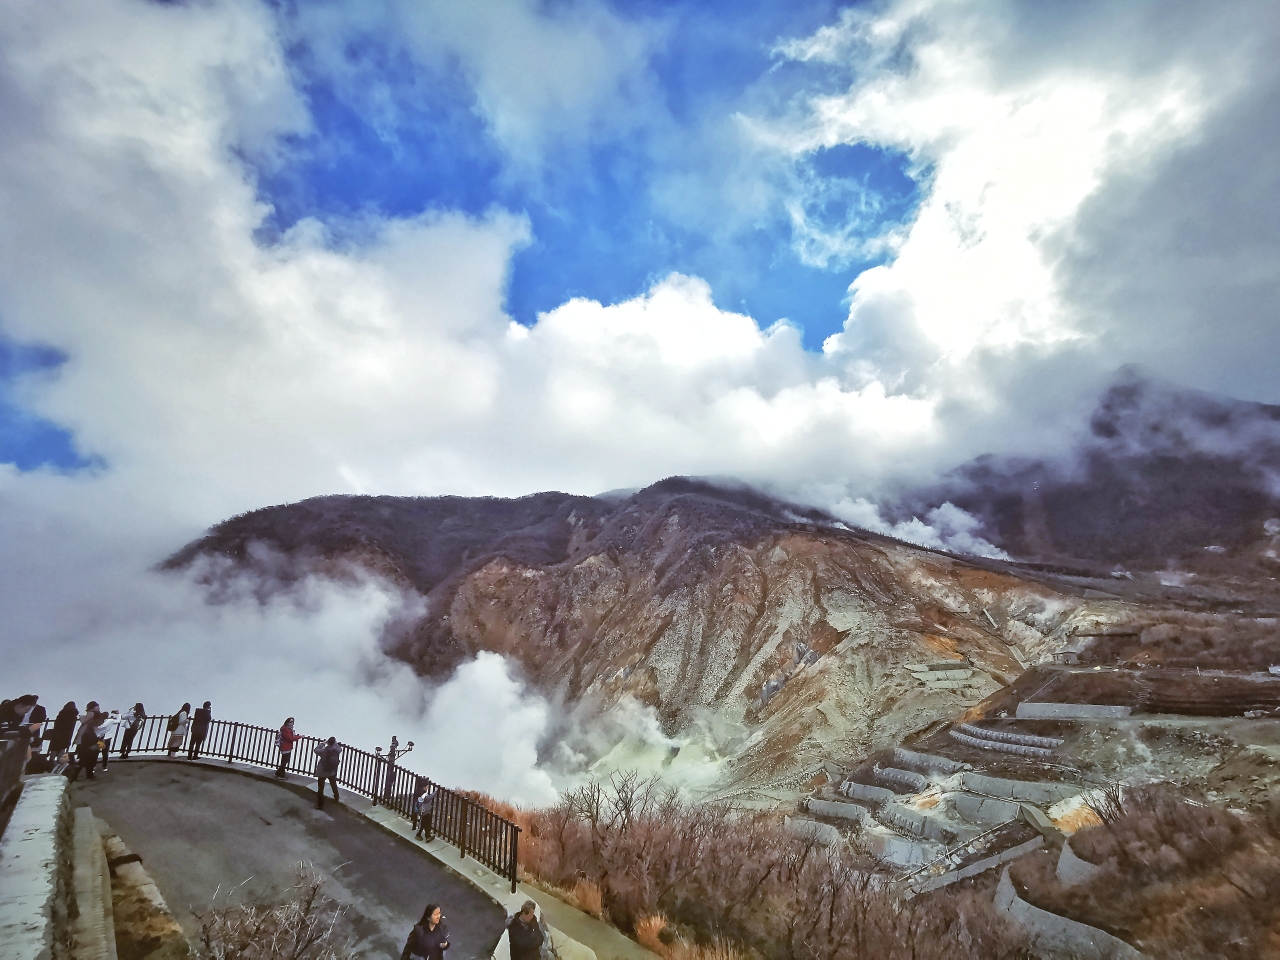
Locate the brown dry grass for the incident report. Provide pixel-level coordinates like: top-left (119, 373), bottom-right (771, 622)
top-left (467, 772), bottom-right (1029, 960)
top-left (1012, 786), bottom-right (1280, 959)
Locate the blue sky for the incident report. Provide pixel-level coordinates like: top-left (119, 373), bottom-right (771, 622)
top-left (2, 0), bottom-right (924, 472)
top-left (257, 0), bottom-right (920, 338)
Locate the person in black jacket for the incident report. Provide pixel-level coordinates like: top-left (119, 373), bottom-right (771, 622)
top-left (188, 702), bottom-right (212, 759)
top-left (506, 901), bottom-right (545, 960)
top-left (47, 702), bottom-right (78, 759)
top-left (313, 737), bottom-right (341, 810)
top-left (401, 903), bottom-right (449, 960)
top-left (66, 704), bottom-right (105, 782)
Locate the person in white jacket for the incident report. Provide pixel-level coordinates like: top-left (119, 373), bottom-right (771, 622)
top-left (166, 703), bottom-right (190, 758)
top-left (95, 710), bottom-right (121, 773)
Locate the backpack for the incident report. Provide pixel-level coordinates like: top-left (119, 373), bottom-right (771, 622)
top-left (166, 714), bottom-right (179, 732)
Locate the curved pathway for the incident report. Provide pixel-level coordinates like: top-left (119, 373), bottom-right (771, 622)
top-left (70, 760), bottom-right (504, 958)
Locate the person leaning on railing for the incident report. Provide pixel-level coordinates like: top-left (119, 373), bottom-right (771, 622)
top-left (119, 703), bottom-right (145, 759)
top-left (166, 703), bottom-right (191, 758)
top-left (275, 717), bottom-right (301, 779)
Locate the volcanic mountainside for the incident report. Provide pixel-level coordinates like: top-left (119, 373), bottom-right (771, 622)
top-left (167, 479), bottom-right (1136, 798)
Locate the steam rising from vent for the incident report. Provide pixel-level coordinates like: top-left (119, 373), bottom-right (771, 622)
top-left (829, 498), bottom-right (1010, 560)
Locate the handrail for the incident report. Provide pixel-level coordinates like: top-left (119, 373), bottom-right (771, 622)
top-left (40, 714), bottom-right (521, 892)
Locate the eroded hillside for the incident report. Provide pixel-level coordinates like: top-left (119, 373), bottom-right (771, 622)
top-left (169, 479), bottom-right (1128, 795)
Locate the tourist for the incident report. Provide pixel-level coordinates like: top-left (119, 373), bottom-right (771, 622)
top-left (189, 701), bottom-right (212, 760)
top-left (413, 782), bottom-right (437, 841)
top-left (313, 736), bottom-right (341, 809)
top-left (400, 903), bottom-right (449, 960)
top-left (47, 702), bottom-right (78, 759)
top-left (7, 695), bottom-right (47, 760)
top-left (275, 717), bottom-right (300, 779)
top-left (166, 703), bottom-right (191, 758)
top-left (66, 703), bottom-right (105, 781)
top-left (119, 703), bottom-right (146, 759)
top-left (95, 710), bottom-right (121, 773)
top-left (505, 901), bottom-right (545, 960)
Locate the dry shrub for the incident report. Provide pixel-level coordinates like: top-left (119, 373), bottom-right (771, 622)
top-left (571, 879), bottom-right (604, 918)
top-left (193, 864), bottom-right (351, 960)
top-left (510, 771), bottom-right (1028, 960)
top-left (1013, 785), bottom-right (1280, 959)
top-left (635, 915), bottom-right (668, 954)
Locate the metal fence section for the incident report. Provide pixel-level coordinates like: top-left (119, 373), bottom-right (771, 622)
top-left (45, 714), bottom-right (522, 891)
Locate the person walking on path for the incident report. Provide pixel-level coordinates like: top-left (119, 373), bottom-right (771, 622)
top-left (119, 703), bottom-right (146, 759)
top-left (401, 903), bottom-right (449, 960)
top-left (189, 701), bottom-right (212, 759)
top-left (95, 710), bottom-right (121, 773)
top-left (505, 901), bottom-right (545, 960)
top-left (412, 782), bottom-right (437, 841)
top-left (275, 717), bottom-right (300, 779)
top-left (166, 703), bottom-right (191, 758)
top-left (47, 701), bottom-right (78, 760)
top-left (67, 703), bottom-right (105, 782)
top-left (313, 736), bottom-right (341, 809)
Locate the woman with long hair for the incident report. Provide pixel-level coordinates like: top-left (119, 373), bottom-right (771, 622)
top-left (400, 902), bottom-right (449, 960)
top-left (47, 701), bottom-right (78, 759)
top-left (166, 702), bottom-right (190, 758)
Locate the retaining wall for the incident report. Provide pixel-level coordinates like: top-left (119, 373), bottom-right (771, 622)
top-left (806, 798), bottom-right (871, 824)
top-left (949, 730), bottom-right (1055, 759)
top-left (840, 781), bottom-right (896, 805)
top-left (953, 792), bottom-right (1020, 826)
top-left (864, 832), bottom-right (941, 868)
top-left (995, 868), bottom-right (1143, 959)
top-left (957, 724), bottom-right (1063, 749)
top-left (961, 774), bottom-right (1081, 806)
top-left (1017, 704), bottom-right (1131, 720)
top-left (0, 775), bottom-right (74, 960)
top-left (873, 766), bottom-right (929, 793)
top-left (784, 817), bottom-right (843, 847)
top-left (875, 805), bottom-right (953, 843)
top-left (892, 748), bottom-right (966, 775)
top-left (1056, 839), bottom-right (1103, 887)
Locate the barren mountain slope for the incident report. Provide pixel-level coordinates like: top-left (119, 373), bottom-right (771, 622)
top-left (169, 479), bottom-right (1120, 794)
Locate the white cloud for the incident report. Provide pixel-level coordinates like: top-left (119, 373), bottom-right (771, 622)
top-left (286, 0), bottom-right (662, 167)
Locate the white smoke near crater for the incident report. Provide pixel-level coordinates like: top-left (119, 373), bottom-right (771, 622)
top-left (829, 496), bottom-right (1010, 560)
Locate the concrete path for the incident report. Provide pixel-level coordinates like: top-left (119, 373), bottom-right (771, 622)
top-left (69, 761), bottom-right (505, 958)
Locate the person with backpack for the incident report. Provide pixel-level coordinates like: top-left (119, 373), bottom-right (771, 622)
top-left (119, 703), bottom-right (146, 759)
top-left (275, 717), bottom-right (300, 779)
top-left (400, 903), bottom-right (449, 960)
top-left (412, 782), bottom-right (437, 841)
top-left (66, 703), bottom-right (105, 781)
top-left (166, 703), bottom-right (190, 758)
top-left (505, 901), bottom-right (546, 960)
top-left (189, 701), bottom-right (212, 760)
top-left (313, 736), bottom-right (341, 809)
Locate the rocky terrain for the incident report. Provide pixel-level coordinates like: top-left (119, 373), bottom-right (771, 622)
top-left (169, 478), bottom-right (1147, 798)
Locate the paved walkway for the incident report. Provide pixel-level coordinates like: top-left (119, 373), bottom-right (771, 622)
top-left (70, 761), bottom-right (505, 958)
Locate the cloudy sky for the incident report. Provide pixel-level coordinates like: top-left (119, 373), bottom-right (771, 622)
top-left (2, 0), bottom-right (1279, 799)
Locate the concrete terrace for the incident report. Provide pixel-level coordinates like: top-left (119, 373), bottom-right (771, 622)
top-left (69, 760), bottom-right (506, 958)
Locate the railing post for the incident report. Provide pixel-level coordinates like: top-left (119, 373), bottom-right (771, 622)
top-left (510, 827), bottom-right (519, 894)
top-left (459, 802), bottom-right (469, 861)
top-left (227, 722), bottom-right (237, 764)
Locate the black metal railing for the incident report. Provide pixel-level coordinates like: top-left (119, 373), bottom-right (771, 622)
top-left (43, 714), bottom-right (521, 891)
